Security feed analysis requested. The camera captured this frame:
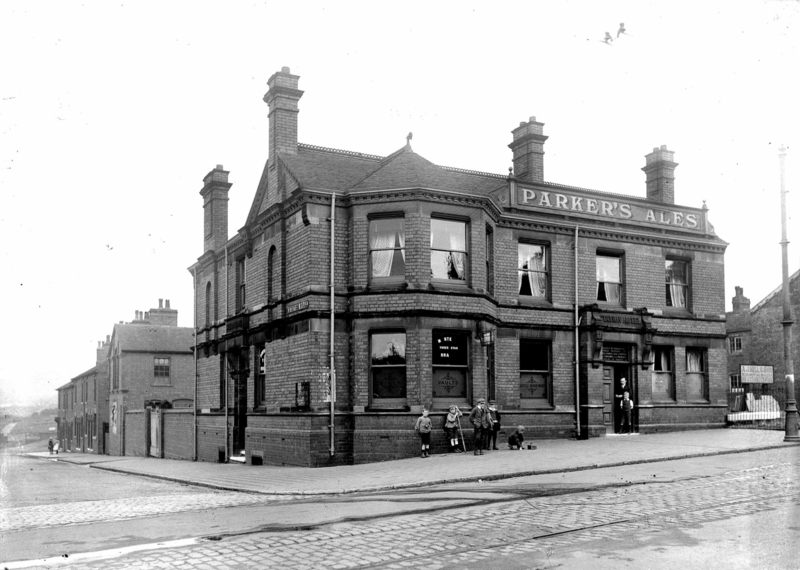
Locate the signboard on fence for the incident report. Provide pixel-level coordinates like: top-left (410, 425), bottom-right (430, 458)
top-left (740, 365), bottom-right (774, 384)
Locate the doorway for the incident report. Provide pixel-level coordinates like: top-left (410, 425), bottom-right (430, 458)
top-left (602, 343), bottom-right (636, 435)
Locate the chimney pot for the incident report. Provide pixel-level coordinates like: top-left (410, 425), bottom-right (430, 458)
top-left (281, 66), bottom-right (290, 73)
top-left (106, 335), bottom-right (110, 342)
top-left (642, 146), bottom-right (678, 204)
top-left (166, 299), bottom-right (171, 309)
top-left (529, 116), bottom-right (536, 122)
top-left (159, 298), bottom-right (163, 308)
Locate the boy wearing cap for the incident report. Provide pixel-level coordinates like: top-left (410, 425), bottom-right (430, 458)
top-left (469, 399), bottom-right (487, 455)
top-left (487, 402), bottom-right (501, 450)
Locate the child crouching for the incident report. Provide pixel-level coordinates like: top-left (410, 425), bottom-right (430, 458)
top-left (508, 425), bottom-right (525, 450)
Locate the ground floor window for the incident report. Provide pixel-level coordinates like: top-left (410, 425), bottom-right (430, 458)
top-left (254, 344), bottom-right (266, 407)
top-left (686, 347), bottom-right (708, 401)
top-left (729, 373), bottom-right (742, 392)
top-left (520, 340), bottom-right (551, 407)
top-left (432, 330), bottom-right (469, 404)
top-left (370, 331), bottom-right (407, 408)
top-left (652, 346), bottom-right (675, 401)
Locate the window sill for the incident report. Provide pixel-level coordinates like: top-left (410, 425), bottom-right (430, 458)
top-left (516, 297), bottom-right (552, 308)
top-left (366, 405), bottom-right (411, 413)
top-left (661, 307), bottom-right (694, 317)
top-left (519, 401), bottom-right (554, 410)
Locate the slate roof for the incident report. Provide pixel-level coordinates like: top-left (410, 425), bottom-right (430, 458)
top-left (114, 324), bottom-right (194, 353)
top-left (751, 268), bottom-right (800, 313)
top-left (278, 143), bottom-right (506, 195)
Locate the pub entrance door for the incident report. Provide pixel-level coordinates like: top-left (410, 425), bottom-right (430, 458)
top-left (603, 344), bottom-right (636, 434)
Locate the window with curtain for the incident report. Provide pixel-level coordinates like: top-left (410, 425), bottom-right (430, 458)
top-left (518, 243), bottom-right (548, 299)
top-left (665, 260), bottom-right (688, 308)
top-left (369, 218), bottom-right (405, 280)
top-left (370, 332), bottom-right (407, 407)
top-left (596, 255), bottom-right (622, 303)
top-left (520, 340), bottom-right (552, 407)
top-left (431, 218), bottom-right (467, 281)
top-left (651, 346), bottom-right (674, 401)
top-left (686, 347), bottom-right (708, 401)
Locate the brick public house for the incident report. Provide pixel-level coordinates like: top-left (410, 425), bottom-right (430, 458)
top-left (189, 67), bottom-right (729, 467)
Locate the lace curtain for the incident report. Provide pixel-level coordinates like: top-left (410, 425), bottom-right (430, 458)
top-left (596, 257), bottom-right (621, 302)
top-left (666, 261), bottom-right (687, 308)
top-left (686, 349), bottom-right (703, 372)
top-left (518, 246), bottom-right (547, 296)
top-left (371, 222), bottom-right (405, 278)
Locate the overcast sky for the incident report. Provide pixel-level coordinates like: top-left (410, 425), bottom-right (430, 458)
top-left (1, 1), bottom-right (798, 407)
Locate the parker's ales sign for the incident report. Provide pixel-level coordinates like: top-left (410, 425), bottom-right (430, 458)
top-left (512, 185), bottom-right (705, 232)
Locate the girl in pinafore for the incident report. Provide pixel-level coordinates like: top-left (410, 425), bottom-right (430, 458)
top-left (444, 405), bottom-right (464, 452)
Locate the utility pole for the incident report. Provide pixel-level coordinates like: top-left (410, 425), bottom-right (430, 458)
top-left (779, 145), bottom-right (799, 442)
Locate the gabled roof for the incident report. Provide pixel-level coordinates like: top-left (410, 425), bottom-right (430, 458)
top-left (280, 145), bottom-right (383, 191)
top-left (751, 268), bottom-right (800, 313)
top-left (113, 324), bottom-right (194, 353)
top-left (71, 365), bottom-right (98, 381)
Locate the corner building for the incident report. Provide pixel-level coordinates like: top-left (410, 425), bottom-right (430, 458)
top-left (190, 67), bottom-right (728, 467)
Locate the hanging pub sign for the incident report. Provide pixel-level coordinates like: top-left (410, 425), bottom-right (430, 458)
top-left (433, 331), bottom-right (469, 366)
top-left (740, 365), bottom-right (774, 384)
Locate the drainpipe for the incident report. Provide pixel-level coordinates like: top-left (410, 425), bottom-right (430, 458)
top-left (224, 245), bottom-right (229, 462)
top-left (193, 266), bottom-right (198, 461)
top-left (330, 192), bottom-right (336, 457)
top-left (574, 225), bottom-right (581, 439)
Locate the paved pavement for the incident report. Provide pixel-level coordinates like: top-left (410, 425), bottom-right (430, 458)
top-left (26, 429), bottom-right (798, 496)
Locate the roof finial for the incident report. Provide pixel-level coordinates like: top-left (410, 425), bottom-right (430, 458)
top-left (405, 132), bottom-right (413, 149)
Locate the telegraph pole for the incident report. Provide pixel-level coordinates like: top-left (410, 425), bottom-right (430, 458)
top-left (779, 145), bottom-right (799, 441)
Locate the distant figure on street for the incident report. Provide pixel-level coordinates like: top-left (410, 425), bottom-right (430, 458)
top-left (415, 409), bottom-right (432, 458)
top-left (621, 392), bottom-right (634, 434)
top-left (48, 438), bottom-right (54, 455)
top-left (444, 405), bottom-right (464, 453)
top-left (487, 402), bottom-right (501, 450)
top-left (469, 399), bottom-right (488, 456)
top-left (508, 426), bottom-right (526, 450)
top-left (53, 440), bottom-right (60, 454)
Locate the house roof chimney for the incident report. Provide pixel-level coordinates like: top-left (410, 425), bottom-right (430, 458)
top-left (263, 67), bottom-right (303, 165)
top-left (509, 116), bottom-right (548, 183)
top-left (731, 286), bottom-right (751, 313)
top-left (200, 164), bottom-right (231, 253)
top-left (642, 145), bottom-right (677, 204)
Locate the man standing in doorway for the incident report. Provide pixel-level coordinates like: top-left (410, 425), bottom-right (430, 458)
top-left (614, 377), bottom-right (629, 434)
top-left (469, 399), bottom-right (487, 455)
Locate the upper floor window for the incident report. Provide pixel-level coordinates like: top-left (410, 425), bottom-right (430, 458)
top-left (236, 257), bottom-right (247, 312)
top-left (518, 243), bottom-right (548, 299)
top-left (431, 218), bottom-right (467, 281)
top-left (729, 373), bottom-right (743, 392)
top-left (652, 346), bottom-right (675, 401)
top-left (485, 226), bottom-right (494, 296)
top-left (370, 332), bottom-right (407, 408)
top-left (154, 357), bottom-right (171, 386)
top-left (728, 336), bottom-right (742, 354)
top-left (370, 218), bottom-right (405, 280)
top-left (596, 254), bottom-right (622, 303)
top-left (686, 347), bottom-right (708, 401)
top-left (665, 260), bottom-right (689, 308)
top-left (205, 282), bottom-right (212, 327)
top-left (267, 246), bottom-right (277, 302)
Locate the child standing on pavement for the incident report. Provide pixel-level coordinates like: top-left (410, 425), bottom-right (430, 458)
top-left (620, 391), bottom-right (634, 434)
top-left (487, 402), bottom-right (501, 450)
top-left (415, 409), bottom-right (433, 458)
top-left (444, 405), bottom-right (464, 452)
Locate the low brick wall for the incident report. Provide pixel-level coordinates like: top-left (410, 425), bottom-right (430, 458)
top-left (163, 410), bottom-right (194, 460)
top-left (196, 414), bottom-right (229, 463)
top-left (637, 404), bottom-right (727, 434)
top-left (124, 410), bottom-right (145, 457)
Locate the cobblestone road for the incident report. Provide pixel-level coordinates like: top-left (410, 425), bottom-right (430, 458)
top-left (39, 461), bottom-right (799, 569)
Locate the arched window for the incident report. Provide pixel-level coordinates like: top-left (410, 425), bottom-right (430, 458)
top-left (205, 281), bottom-right (212, 327)
top-left (267, 246), bottom-right (276, 302)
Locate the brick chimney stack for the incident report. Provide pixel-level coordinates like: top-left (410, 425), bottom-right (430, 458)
top-left (642, 145), bottom-right (677, 204)
top-left (149, 298), bottom-right (178, 326)
top-left (200, 164), bottom-right (231, 253)
top-left (509, 117), bottom-right (548, 183)
top-left (731, 286), bottom-right (751, 314)
top-left (97, 337), bottom-right (110, 367)
top-left (263, 66), bottom-right (303, 165)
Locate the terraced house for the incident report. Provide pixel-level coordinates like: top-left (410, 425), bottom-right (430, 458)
top-left (189, 67), bottom-right (728, 467)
